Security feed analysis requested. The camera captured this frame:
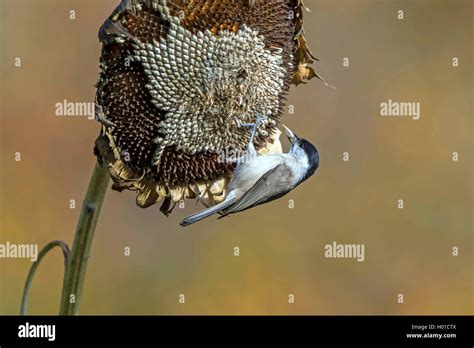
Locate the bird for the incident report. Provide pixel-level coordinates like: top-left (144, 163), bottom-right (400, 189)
top-left (180, 124), bottom-right (319, 226)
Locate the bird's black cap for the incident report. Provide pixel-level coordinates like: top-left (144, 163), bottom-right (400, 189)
top-left (300, 139), bottom-right (319, 182)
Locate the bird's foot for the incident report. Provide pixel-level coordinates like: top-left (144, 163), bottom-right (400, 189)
top-left (239, 114), bottom-right (268, 157)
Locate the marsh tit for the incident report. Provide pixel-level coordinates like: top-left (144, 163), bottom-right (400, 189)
top-left (180, 123), bottom-right (319, 227)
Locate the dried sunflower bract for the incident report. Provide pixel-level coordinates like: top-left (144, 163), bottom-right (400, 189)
top-left (94, 0), bottom-right (318, 215)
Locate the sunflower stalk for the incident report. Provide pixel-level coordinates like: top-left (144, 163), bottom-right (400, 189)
top-left (58, 161), bottom-right (110, 315)
top-left (19, 161), bottom-right (109, 315)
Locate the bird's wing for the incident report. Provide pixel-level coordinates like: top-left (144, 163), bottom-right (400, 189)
top-left (220, 164), bottom-right (291, 216)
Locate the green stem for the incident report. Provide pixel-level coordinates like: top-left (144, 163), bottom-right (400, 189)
top-left (59, 161), bottom-right (110, 315)
top-left (20, 241), bottom-right (70, 315)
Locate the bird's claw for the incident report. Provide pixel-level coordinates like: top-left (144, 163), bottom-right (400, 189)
top-left (238, 114), bottom-right (268, 156)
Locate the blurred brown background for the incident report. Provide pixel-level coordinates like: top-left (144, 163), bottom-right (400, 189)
top-left (0, 0), bottom-right (472, 315)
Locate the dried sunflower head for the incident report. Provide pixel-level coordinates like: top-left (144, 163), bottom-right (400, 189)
top-left (94, 0), bottom-right (318, 215)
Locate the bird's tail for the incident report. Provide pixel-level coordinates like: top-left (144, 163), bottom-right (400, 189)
top-left (180, 198), bottom-right (236, 227)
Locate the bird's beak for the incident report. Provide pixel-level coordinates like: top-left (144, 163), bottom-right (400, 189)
top-left (282, 124), bottom-right (299, 144)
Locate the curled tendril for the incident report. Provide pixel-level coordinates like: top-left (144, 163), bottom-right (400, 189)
top-left (20, 240), bottom-right (70, 315)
